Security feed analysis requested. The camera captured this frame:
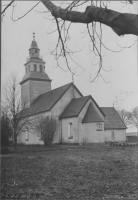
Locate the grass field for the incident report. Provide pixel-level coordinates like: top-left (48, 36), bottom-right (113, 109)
top-left (1, 144), bottom-right (138, 200)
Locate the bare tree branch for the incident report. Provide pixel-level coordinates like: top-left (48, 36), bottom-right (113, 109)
top-left (41, 0), bottom-right (138, 36)
top-left (1, 0), bottom-right (15, 15)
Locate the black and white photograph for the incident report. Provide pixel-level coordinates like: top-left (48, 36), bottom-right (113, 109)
top-left (1, 1), bottom-right (138, 199)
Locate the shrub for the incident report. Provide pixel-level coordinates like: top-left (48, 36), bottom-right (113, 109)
top-left (1, 146), bottom-right (10, 154)
top-left (1, 114), bottom-right (12, 146)
top-left (35, 117), bottom-right (57, 146)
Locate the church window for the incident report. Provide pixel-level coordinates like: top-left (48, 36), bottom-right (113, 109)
top-left (96, 123), bottom-right (102, 131)
top-left (39, 65), bottom-right (43, 72)
top-left (34, 64), bottom-right (37, 72)
top-left (111, 131), bottom-right (115, 142)
top-left (68, 122), bottom-right (73, 139)
top-left (26, 130), bottom-right (29, 141)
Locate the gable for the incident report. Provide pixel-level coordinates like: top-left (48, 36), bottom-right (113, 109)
top-left (51, 84), bottom-right (83, 116)
top-left (82, 103), bottom-right (104, 123)
top-left (60, 95), bottom-right (105, 120)
top-left (59, 96), bottom-right (90, 119)
top-left (101, 107), bottom-right (127, 130)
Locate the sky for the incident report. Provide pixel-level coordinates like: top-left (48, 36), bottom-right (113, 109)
top-left (1, 1), bottom-right (138, 132)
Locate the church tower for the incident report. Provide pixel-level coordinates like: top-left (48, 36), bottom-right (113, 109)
top-left (20, 33), bottom-right (52, 108)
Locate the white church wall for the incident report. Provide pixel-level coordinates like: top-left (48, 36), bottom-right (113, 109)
top-left (80, 123), bottom-right (105, 143)
top-left (18, 129), bottom-right (44, 145)
top-left (61, 117), bottom-right (79, 143)
top-left (78, 99), bottom-right (105, 143)
top-left (104, 130), bottom-right (126, 142)
top-left (51, 85), bottom-right (82, 143)
top-left (17, 111), bottom-right (51, 145)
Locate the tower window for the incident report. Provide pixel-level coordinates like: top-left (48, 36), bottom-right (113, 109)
top-left (34, 64), bottom-right (37, 72)
top-left (39, 65), bottom-right (43, 72)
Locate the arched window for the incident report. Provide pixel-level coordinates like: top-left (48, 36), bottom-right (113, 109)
top-left (34, 64), bottom-right (37, 72)
top-left (39, 65), bottom-right (43, 72)
top-left (68, 122), bottom-right (73, 139)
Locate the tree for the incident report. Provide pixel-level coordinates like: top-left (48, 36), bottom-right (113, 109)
top-left (2, 74), bottom-right (35, 149)
top-left (35, 117), bottom-right (57, 146)
top-left (1, 111), bottom-right (12, 146)
top-left (42, 0), bottom-right (138, 36)
top-left (117, 109), bottom-right (131, 126)
top-left (129, 107), bottom-right (138, 130)
top-left (1, 1), bottom-right (138, 81)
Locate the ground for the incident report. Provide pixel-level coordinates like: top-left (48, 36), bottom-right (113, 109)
top-left (1, 144), bottom-right (138, 200)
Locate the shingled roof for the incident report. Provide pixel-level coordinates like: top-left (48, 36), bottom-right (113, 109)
top-left (82, 103), bottom-right (104, 123)
top-left (101, 107), bottom-right (127, 130)
top-left (60, 95), bottom-right (105, 119)
top-left (59, 96), bottom-right (90, 119)
top-left (20, 72), bottom-right (51, 85)
top-left (22, 82), bottom-right (83, 117)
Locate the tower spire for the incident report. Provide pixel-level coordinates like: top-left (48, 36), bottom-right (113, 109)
top-left (33, 32), bottom-right (35, 40)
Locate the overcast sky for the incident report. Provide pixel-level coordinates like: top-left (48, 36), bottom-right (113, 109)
top-left (2, 1), bottom-right (138, 130)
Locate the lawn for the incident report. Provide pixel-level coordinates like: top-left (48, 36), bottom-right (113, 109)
top-left (1, 144), bottom-right (138, 200)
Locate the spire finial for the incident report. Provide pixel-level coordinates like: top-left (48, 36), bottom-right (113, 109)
top-left (33, 32), bottom-right (35, 40)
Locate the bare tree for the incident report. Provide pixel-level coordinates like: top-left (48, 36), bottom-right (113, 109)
top-left (35, 116), bottom-right (57, 146)
top-left (2, 74), bottom-right (36, 149)
top-left (117, 109), bottom-right (131, 126)
top-left (1, 1), bottom-right (138, 80)
top-left (129, 107), bottom-right (138, 130)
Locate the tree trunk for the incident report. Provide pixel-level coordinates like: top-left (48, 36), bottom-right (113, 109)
top-left (41, 0), bottom-right (138, 36)
top-left (14, 132), bottom-right (17, 149)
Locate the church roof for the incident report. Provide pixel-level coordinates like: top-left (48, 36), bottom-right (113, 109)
top-left (59, 96), bottom-right (91, 119)
top-left (20, 72), bottom-right (51, 85)
top-left (82, 103), bottom-right (104, 123)
top-left (59, 95), bottom-right (105, 119)
top-left (21, 82), bottom-right (83, 117)
top-left (101, 107), bottom-right (127, 130)
top-left (30, 40), bottom-right (39, 49)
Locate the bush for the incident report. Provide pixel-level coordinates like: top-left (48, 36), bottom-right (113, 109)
top-left (1, 114), bottom-right (12, 146)
top-left (35, 117), bottom-right (57, 146)
top-left (1, 146), bottom-right (10, 154)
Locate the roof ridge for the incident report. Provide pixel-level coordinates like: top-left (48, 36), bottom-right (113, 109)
top-left (73, 95), bottom-right (90, 100)
top-left (101, 107), bottom-right (114, 108)
top-left (50, 82), bottom-right (72, 92)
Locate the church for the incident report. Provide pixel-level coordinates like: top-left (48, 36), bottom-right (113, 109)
top-left (17, 34), bottom-right (127, 145)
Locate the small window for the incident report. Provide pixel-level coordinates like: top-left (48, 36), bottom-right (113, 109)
top-left (34, 64), bottom-right (37, 72)
top-left (68, 122), bottom-right (73, 139)
top-left (111, 131), bottom-right (115, 142)
top-left (26, 130), bottom-right (29, 141)
top-left (39, 65), bottom-right (43, 72)
top-left (96, 123), bottom-right (102, 131)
